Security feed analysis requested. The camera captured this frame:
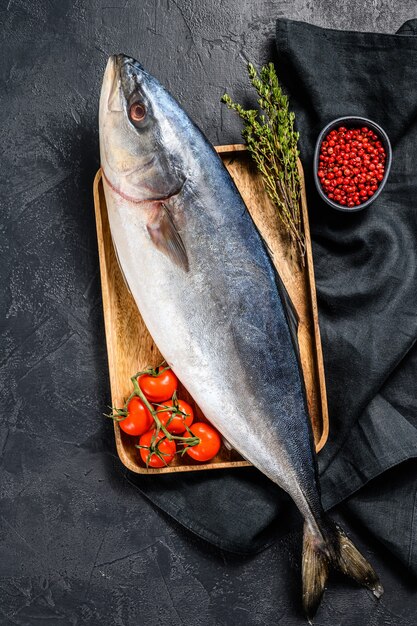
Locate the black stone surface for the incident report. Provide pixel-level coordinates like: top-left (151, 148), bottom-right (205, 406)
top-left (1, 1), bottom-right (417, 624)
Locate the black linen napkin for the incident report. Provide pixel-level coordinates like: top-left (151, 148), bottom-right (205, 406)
top-left (124, 19), bottom-right (417, 572)
top-left (274, 17), bottom-right (417, 572)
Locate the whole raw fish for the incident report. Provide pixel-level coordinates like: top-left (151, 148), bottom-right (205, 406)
top-left (99, 54), bottom-right (383, 620)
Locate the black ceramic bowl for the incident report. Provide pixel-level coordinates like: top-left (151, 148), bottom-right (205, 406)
top-left (313, 116), bottom-right (392, 212)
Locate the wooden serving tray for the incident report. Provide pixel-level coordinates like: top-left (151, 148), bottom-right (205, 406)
top-left (93, 144), bottom-right (329, 474)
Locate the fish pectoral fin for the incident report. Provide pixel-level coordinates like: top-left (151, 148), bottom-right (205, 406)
top-left (147, 203), bottom-right (189, 272)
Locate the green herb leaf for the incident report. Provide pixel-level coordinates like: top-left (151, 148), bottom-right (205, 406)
top-left (222, 62), bottom-right (306, 261)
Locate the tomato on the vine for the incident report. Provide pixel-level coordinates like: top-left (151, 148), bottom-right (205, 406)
top-left (138, 368), bottom-right (178, 402)
top-left (157, 399), bottom-right (194, 434)
top-left (138, 430), bottom-right (176, 468)
top-left (184, 422), bottom-right (221, 462)
top-left (119, 397), bottom-right (153, 436)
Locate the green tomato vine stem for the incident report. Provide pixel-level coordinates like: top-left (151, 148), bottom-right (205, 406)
top-left (130, 373), bottom-right (200, 447)
top-left (107, 364), bottom-right (201, 466)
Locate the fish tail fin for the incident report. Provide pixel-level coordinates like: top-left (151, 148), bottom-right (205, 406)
top-left (302, 517), bottom-right (383, 622)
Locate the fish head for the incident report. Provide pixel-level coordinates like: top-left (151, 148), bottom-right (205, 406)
top-left (99, 54), bottom-right (185, 203)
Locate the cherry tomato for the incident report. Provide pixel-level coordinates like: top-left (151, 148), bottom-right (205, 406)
top-left (138, 430), bottom-right (176, 468)
top-left (138, 368), bottom-right (178, 403)
top-left (157, 399), bottom-right (194, 434)
top-left (119, 397), bottom-right (153, 436)
top-left (184, 422), bottom-right (221, 462)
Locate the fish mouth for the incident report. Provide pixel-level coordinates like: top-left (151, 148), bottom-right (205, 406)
top-left (113, 54), bottom-right (149, 105)
top-left (104, 54), bottom-right (144, 110)
top-left (104, 56), bottom-right (123, 112)
top-left (114, 54), bottom-right (145, 71)
top-left (105, 54), bottom-right (151, 115)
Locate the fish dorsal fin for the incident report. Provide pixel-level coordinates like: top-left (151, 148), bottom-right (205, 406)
top-left (273, 268), bottom-right (300, 358)
top-left (111, 232), bottom-right (133, 297)
top-left (147, 203), bottom-right (189, 272)
top-left (258, 237), bottom-right (300, 358)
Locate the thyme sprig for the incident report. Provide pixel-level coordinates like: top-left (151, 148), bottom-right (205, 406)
top-left (222, 62), bottom-right (305, 262)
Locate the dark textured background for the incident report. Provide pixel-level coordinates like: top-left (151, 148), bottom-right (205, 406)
top-left (1, 1), bottom-right (417, 624)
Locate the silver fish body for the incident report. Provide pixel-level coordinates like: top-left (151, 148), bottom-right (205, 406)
top-left (99, 55), bottom-right (383, 619)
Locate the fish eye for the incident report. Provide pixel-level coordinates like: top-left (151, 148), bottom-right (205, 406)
top-left (129, 101), bottom-right (146, 124)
